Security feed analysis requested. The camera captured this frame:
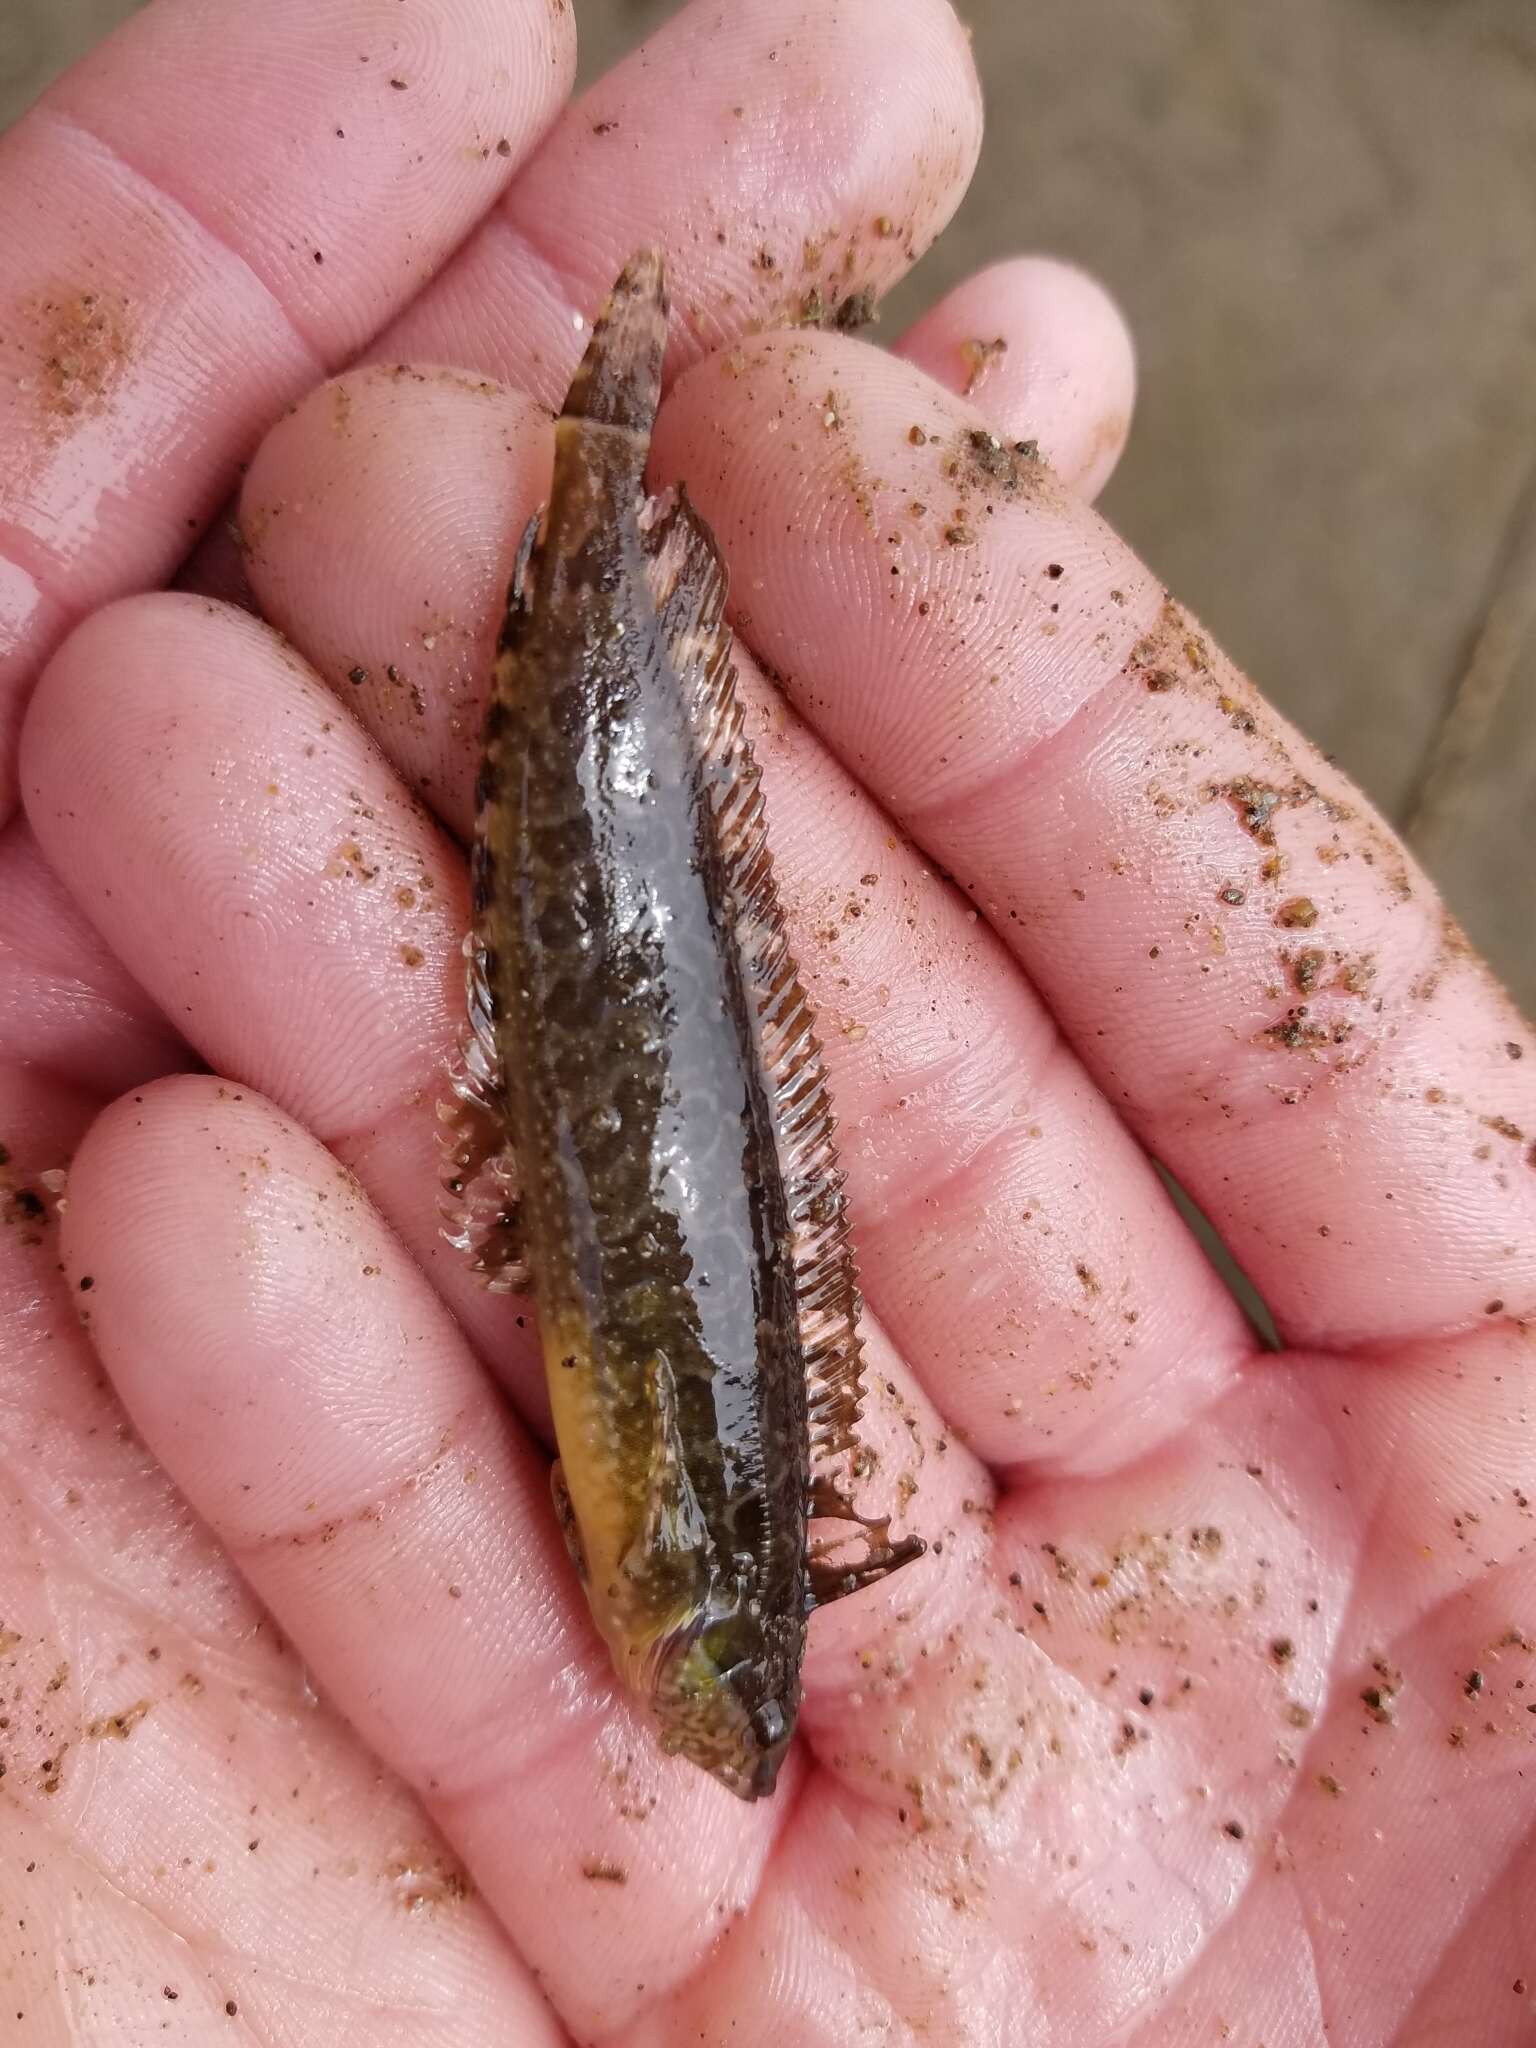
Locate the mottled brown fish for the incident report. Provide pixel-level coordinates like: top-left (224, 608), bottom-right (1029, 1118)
top-left (444, 250), bottom-right (922, 1800)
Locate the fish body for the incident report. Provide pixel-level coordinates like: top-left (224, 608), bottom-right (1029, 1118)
top-left (454, 252), bottom-right (921, 1799)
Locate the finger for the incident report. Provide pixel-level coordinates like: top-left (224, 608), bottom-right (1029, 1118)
top-left (245, 369), bottom-right (553, 828)
top-left (893, 256), bottom-right (1137, 501)
top-left (0, 1066), bottom-right (559, 2045)
top-left (0, 818), bottom-right (187, 1093)
top-left (239, 245), bottom-right (1139, 821)
top-left (178, 0), bottom-right (983, 608)
top-left (233, 370), bottom-right (1248, 1470)
top-left (651, 332), bottom-right (1536, 1351)
top-left (65, 1075), bottom-right (785, 2038)
top-left (19, 592), bottom-right (546, 1402)
top-left (0, 0), bottom-right (575, 825)
top-left (375, 0), bottom-right (982, 407)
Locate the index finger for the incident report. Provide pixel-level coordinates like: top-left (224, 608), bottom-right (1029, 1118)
top-left (0, 0), bottom-right (575, 824)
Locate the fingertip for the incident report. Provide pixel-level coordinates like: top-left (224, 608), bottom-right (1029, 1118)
top-left (21, 590), bottom-right (270, 813)
top-left (0, 0), bottom-right (579, 830)
top-left (19, 592), bottom-right (159, 796)
top-left (43, 0), bottom-right (577, 362)
top-left (399, 0), bottom-right (985, 397)
top-left (896, 256), bottom-right (1137, 499)
top-left (64, 1070), bottom-right (260, 1281)
top-left (62, 1074), bottom-right (241, 1422)
top-left (881, 0), bottom-right (986, 156)
top-left (64, 1073), bottom-right (461, 1527)
top-left (240, 364), bottom-right (551, 823)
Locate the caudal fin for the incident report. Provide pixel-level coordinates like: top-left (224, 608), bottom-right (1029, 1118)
top-left (561, 247), bottom-right (668, 435)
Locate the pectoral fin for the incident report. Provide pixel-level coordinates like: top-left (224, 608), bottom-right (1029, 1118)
top-left (624, 1350), bottom-right (710, 1576)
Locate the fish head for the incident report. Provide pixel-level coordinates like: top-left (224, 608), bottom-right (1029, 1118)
top-left (646, 1603), bottom-right (801, 1801)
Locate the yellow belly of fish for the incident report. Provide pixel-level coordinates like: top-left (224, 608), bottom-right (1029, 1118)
top-left (541, 1314), bottom-right (704, 1694)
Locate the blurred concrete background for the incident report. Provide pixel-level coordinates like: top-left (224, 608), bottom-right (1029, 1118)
top-left (6, 0), bottom-right (1533, 1012)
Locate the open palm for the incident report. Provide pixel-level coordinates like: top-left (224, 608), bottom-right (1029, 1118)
top-left (4, 1), bottom-right (1533, 2041)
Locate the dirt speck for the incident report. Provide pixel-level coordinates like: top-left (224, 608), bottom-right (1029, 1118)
top-left (32, 289), bottom-right (134, 434)
top-left (1259, 1011), bottom-right (1342, 1054)
top-left (831, 287), bottom-right (879, 332)
top-left (1336, 955), bottom-right (1377, 997)
top-left (87, 1699), bottom-right (152, 1741)
top-left (1274, 897), bottom-right (1319, 930)
top-left (1290, 948), bottom-right (1327, 995)
top-left (1481, 1115), bottom-right (1525, 1144)
top-left (959, 335), bottom-right (1007, 394)
top-left (956, 428), bottom-right (1040, 497)
top-left (386, 1851), bottom-right (472, 1911)
top-left (1218, 778), bottom-right (1286, 844)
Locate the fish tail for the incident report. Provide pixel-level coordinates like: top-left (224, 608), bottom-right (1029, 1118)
top-left (562, 247), bottom-right (668, 437)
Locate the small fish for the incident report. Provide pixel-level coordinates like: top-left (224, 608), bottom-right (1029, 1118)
top-left (444, 250), bottom-right (923, 1800)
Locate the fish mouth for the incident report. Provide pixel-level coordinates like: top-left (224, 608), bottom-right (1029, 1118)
top-left (712, 1746), bottom-right (791, 1802)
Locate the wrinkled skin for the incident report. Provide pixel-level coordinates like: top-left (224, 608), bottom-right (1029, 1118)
top-left (2, 1), bottom-right (1533, 2043)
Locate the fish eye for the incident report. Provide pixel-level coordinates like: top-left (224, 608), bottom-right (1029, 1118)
top-left (750, 1700), bottom-right (787, 1751)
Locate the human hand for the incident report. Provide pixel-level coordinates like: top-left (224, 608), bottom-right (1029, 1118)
top-left (7, 2), bottom-right (1534, 2043)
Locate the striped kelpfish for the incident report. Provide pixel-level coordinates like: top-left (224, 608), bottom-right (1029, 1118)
top-left (442, 250), bottom-right (923, 1800)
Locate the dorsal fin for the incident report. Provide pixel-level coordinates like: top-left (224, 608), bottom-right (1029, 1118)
top-left (643, 489), bottom-right (869, 1469)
